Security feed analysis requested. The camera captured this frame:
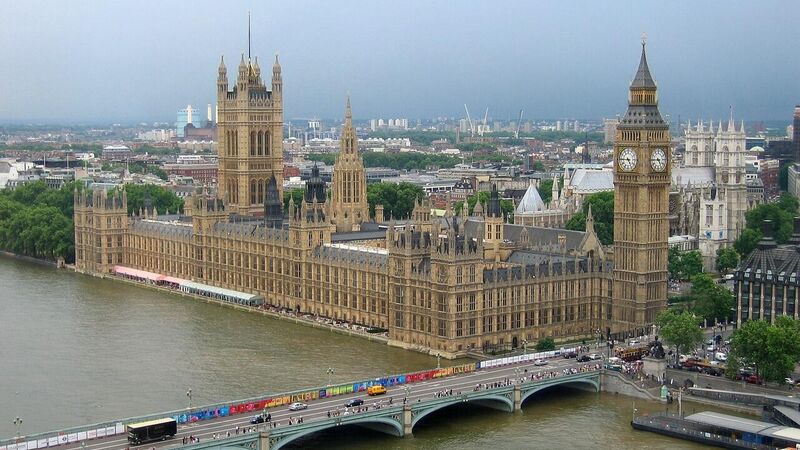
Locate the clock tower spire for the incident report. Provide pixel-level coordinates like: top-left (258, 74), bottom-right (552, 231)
top-left (611, 40), bottom-right (671, 337)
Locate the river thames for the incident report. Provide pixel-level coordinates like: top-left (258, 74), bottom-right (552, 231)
top-left (0, 256), bottom-right (710, 448)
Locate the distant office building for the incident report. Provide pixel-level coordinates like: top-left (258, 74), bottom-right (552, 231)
top-left (794, 105), bottom-right (800, 162)
top-left (766, 138), bottom-right (794, 165)
top-left (603, 118), bottom-right (619, 144)
top-left (162, 155), bottom-right (218, 185)
top-left (369, 118), bottom-right (407, 131)
top-left (573, 120), bottom-right (579, 132)
top-left (176, 104), bottom-right (203, 138)
top-left (102, 145), bottom-right (132, 160)
top-left (556, 120), bottom-right (562, 131)
top-left (761, 159), bottom-right (780, 199)
top-left (137, 129), bottom-right (175, 142)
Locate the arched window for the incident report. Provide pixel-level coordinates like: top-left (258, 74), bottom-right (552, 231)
top-left (264, 131), bottom-right (270, 156)
top-left (257, 178), bottom-right (264, 204)
top-left (250, 180), bottom-right (257, 205)
top-left (250, 131), bottom-right (256, 156)
top-left (257, 131), bottom-right (263, 156)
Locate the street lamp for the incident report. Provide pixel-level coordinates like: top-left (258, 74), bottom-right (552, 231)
top-left (436, 353), bottom-right (441, 369)
top-left (186, 388), bottom-right (193, 411)
top-left (326, 367), bottom-right (334, 387)
top-left (522, 340), bottom-right (528, 356)
top-left (13, 417), bottom-right (22, 439)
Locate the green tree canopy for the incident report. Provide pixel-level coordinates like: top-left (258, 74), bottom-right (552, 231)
top-left (283, 188), bottom-right (305, 212)
top-left (535, 336), bottom-right (555, 352)
top-left (656, 310), bottom-right (703, 363)
top-left (689, 273), bottom-right (734, 323)
top-left (716, 247), bottom-right (739, 274)
top-left (531, 161), bottom-right (546, 172)
top-left (0, 181), bottom-right (78, 262)
top-left (537, 179), bottom-right (553, 204)
top-left (734, 228), bottom-right (761, 257)
top-left (734, 193), bottom-right (799, 257)
top-left (366, 182), bottom-right (424, 220)
top-left (727, 317), bottom-right (800, 383)
top-left (123, 184), bottom-right (184, 216)
top-left (566, 191), bottom-right (614, 244)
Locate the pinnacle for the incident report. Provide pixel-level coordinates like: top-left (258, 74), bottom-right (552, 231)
top-left (630, 41), bottom-right (656, 89)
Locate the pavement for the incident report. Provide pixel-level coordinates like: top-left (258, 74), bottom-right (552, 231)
top-left (46, 356), bottom-right (599, 450)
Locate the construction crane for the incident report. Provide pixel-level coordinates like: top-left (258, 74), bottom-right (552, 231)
top-left (464, 104), bottom-right (475, 137)
top-left (515, 109), bottom-right (524, 139)
top-left (479, 108), bottom-right (488, 136)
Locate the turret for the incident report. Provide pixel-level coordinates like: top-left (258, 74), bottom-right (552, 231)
top-left (272, 54), bottom-right (282, 98)
top-left (217, 56), bottom-right (228, 98)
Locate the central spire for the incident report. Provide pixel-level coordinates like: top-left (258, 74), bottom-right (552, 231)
top-left (340, 95), bottom-right (357, 155)
top-left (631, 40), bottom-right (656, 89)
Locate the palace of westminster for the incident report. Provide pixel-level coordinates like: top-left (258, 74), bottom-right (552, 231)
top-left (74, 43), bottom-right (672, 358)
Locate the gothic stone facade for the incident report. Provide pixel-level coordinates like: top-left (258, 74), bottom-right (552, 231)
top-left (74, 45), bottom-right (668, 358)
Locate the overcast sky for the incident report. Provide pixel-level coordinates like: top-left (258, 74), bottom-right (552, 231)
top-left (0, 1), bottom-right (798, 124)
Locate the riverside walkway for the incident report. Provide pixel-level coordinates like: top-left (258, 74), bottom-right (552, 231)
top-left (1, 349), bottom-right (601, 450)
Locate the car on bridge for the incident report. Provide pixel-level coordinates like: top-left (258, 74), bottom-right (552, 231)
top-left (367, 385), bottom-right (387, 396)
top-left (250, 414), bottom-right (267, 424)
top-left (345, 398), bottom-right (364, 407)
top-left (588, 353), bottom-right (602, 360)
top-left (288, 402), bottom-right (308, 411)
top-left (563, 351), bottom-right (577, 359)
top-left (577, 355), bottom-right (592, 363)
top-left (534, 359), bottom-right (548, 366)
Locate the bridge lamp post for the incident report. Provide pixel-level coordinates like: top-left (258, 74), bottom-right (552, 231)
top-left (522, 340), bottom-right (528, 356)
top-left (326, 367), bottom-right (335, 387)
top-left (436, 353), bottom-right (441, 369)
top-left (186, 388), bottom-right (193, 411)
top-left (13, 416), bottom-right (22, 439)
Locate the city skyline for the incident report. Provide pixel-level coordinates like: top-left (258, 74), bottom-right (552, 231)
top-left (0, 1), bottom-right (798, 123)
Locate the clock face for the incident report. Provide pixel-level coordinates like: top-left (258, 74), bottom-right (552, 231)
top-left (618, 148), bottom-right (637, 171)
top-left (650, 148), bottom-right (667, 172)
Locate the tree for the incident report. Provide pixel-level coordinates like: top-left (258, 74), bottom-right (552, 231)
top-left (283, 188), bottom-right (305, 212)
top-left (535, 337), bottom-right (555, 352)
top-left (537, 179), bottom-right (553, 204)
top-left (681, 251), bottom-right (704, 277)
top-left (716, 247), bottom-right (739, 274)
top-left (366, 182), bottom-right (424, 220)
top-left (734, 193), bottom-right (799, 256)
top-left (566, 191), bottom-right (614, 245)
top-left (689, 273), bottom-right (734, 323)
top-left (123, 184), bottom-right (184, 216)
top-left (531, 161), bottom-right (546, 172)
top-left (734, 228), bottom-right (761, 257)
top-left (727, 317), bottom-right (800, 383)
top-left (656, 310), bottom-right (703, 363)
top-left (668, 246), bottom-right (683, 280)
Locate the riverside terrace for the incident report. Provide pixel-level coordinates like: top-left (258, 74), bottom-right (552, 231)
top-left (0, 350), bottom-right (604, 450)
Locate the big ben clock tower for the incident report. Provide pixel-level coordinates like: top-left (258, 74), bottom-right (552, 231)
top-left (611, 39), bottom-right (671, 336)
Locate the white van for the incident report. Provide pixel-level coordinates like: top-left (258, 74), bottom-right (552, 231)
top-left (715, 352), bottom-right (727, 362)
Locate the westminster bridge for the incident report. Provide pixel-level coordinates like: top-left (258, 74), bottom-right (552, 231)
top-left (1, 349), bottom-right (603, 450)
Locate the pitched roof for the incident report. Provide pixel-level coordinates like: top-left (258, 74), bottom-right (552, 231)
top-left (515, 182), bottom-right (546, 214)
top-left (570, 169), bottom-right (614, 193)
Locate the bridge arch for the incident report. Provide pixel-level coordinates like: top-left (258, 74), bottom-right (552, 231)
top-left (271, 416), bottom-right (404, 450)
top-left (519, 377), bottom-right (600, 406)
top-left (411, 394), bottom-right (513, 430)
